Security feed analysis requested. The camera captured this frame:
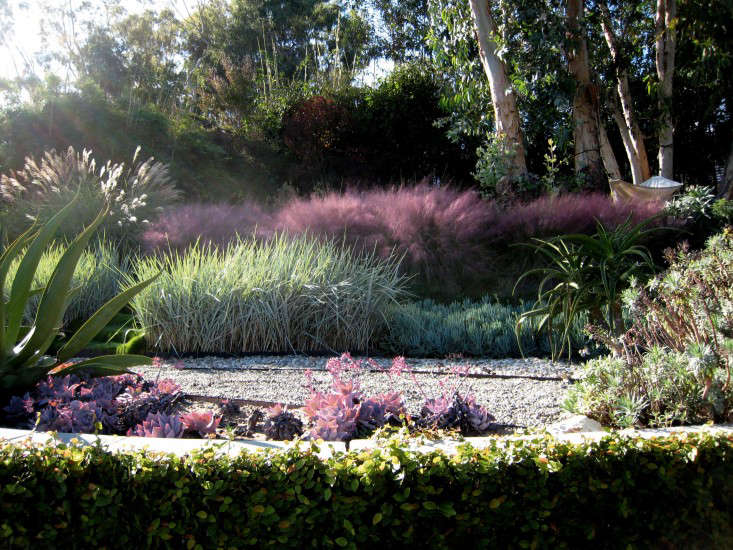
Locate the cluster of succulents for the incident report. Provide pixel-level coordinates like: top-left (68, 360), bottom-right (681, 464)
top-left (298, 354), bottom-right (496, 441)
top-left (263, 404), bottom-right (304, 440)
top-left (302, 354), bottom-right (408, 441)
top-left (2, 372), bottom-right (186, 437)
top-left (419, 393), bottom-right (496, 436)
top-left (128, 412), bottom-right (184, 438)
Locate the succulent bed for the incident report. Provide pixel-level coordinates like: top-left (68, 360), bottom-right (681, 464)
top-left (0, 353), bottom-right (504, 443)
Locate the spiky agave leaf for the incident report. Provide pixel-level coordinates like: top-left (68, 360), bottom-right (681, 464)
top-left (1, 196), bottom-right (158, 398)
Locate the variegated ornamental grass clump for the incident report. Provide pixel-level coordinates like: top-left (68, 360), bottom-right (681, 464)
top-left (126, 234), bottom-right (407, 354)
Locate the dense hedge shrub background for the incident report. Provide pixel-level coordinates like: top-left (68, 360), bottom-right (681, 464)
top-left (0, 433), bottom-right (731, 549)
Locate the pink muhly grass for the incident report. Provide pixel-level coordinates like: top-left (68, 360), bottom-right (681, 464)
top-left (141, 201), bottom-right (273, 252)
top-left (488, 193), bottom-right (664, 243)
top-left (274, 184), bottom-right (497, 294)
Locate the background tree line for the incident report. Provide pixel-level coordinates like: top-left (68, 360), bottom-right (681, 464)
top-left (0, 0), bottom-right (730, 200)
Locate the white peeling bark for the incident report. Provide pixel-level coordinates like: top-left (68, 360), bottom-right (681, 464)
top-left (656, 0), bottom-right (676, 179)
top-left (611, 105), bottom-right (644, 185)
top-left (599, 1), bottom-right (651, 185)
top-left (599, 121), bottom-right (622, 181)
top-left (468, 0), bottom-right (528, 181)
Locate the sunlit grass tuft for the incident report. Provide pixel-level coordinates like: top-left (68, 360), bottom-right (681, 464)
top-left (126, 234), bottom-right (408, 354)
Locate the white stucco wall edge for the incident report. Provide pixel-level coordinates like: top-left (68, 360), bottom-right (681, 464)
top-left (1, 424), bottom-right (730, 458)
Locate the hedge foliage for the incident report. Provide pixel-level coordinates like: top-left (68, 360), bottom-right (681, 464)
top-left (0, 432), bottom-right (731, 549)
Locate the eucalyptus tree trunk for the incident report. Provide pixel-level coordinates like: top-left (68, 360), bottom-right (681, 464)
top-left (656, 0), bottom-right (676, 179)
top-left (468, 0), bottom-right (528, 181)
top-left (599, 121), bottom-right (622, 181)
top-left (722, 140), bottom-right (733, 199)
top-left (566, 0), bottom-right (605, 189)
top-left (599, 0), bottom-right (651, 185)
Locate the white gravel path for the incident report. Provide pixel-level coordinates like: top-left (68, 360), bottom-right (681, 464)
top-left (134, 355), bottom-right (580, 428)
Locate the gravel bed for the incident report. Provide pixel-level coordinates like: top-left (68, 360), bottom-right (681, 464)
top-left (134, 355), bottom-right (579, 428)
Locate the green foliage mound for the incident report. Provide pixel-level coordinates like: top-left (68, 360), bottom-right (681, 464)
top-left (0, 433), bottom-right (731, 548)
top-left (382, 297), bottom-right (590, 358)
top-left (126, 235), bottom-right (407, 354)
top-left (567, 230), bottom-right (733, 428)
top-left (565, 348), bottom-right (733, 428)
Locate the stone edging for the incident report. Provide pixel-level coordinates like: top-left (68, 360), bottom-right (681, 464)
top-left (1, 424), bottom-right (731, 459)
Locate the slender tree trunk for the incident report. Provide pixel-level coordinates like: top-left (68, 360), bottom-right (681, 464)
top-left (566, 0), bottom-right (605, 189)
top-left (599, 121), bottom-right (622, 180)
top-left (611, 105), bottom-right (645, 185)
top-left (656, 0), bottom-right (676, 179)
top-left (468, 0), bottom-right (528, 181)
top-left (722, 139), bottom-right (733, 199)
top-left (599, 0), bottom-right (651, 185)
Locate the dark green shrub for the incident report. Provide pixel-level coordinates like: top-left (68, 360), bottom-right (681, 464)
top-left (278, 64), bottom-right (475, 189)
top-left (0, 432), bottom-right (731, 548)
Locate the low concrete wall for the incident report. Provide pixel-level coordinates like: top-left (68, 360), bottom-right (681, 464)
top-left (2, 424), bottom-right (731, 458)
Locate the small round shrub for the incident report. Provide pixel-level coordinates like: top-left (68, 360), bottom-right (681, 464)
top-left (565, 347), bottom-right (732, 428)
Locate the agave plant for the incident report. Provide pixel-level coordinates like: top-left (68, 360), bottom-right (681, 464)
top-left (0, 195), bottom-right (158, 399)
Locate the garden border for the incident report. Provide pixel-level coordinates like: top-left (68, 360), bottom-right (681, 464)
top-left (1, 424), bottom-right (731, 457)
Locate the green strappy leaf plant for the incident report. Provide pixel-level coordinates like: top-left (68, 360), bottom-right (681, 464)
top-left (514, 215), bottom-right (664, 360)
top-left (0, 194), bottom-right (158, 397)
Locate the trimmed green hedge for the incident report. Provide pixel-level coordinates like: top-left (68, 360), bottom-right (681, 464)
top-left (1, 433), bottom-right (731, 549)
